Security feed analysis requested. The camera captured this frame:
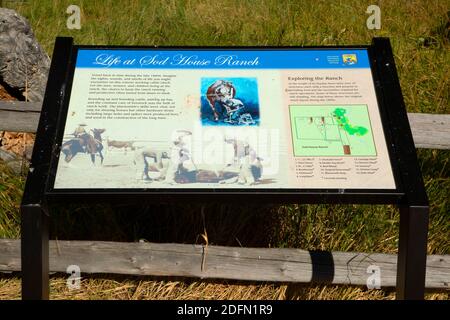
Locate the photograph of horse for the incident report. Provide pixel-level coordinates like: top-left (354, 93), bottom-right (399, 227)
top-left (60, 128), bottom-right (105, 165)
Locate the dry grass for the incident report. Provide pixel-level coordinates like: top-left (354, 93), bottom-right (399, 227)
top-left (0, 275), bottom-right (448, 300)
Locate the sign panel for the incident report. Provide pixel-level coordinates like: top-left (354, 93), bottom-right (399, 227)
top-left (53, 49), bottom-right (396, 189)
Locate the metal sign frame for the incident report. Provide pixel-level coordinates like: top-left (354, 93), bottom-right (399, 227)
top-left (21, 37), bottom-right (429, 300)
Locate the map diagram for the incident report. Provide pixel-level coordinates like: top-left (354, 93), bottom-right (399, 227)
top-left (289, 105), bottom-right (377, 156)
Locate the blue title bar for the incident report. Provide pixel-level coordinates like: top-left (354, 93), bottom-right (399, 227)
top-left (75, 49), bottom-right (370, 69)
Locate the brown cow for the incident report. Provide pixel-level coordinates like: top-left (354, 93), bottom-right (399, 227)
top-left (106, 138), bottom-right (135, 154)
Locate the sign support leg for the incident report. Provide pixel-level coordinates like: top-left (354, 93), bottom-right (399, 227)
top-left (19, 36), bottom-right (72, 301)
top-left (21, 204), bottom-right (49, 300)
top-left (396, 205), bottom-right (429, 300)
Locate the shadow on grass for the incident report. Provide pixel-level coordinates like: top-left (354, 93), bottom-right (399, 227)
top-left (49, 202), bottom-right (281, 248)
top-left (46, 149), bottom-right (449, 254)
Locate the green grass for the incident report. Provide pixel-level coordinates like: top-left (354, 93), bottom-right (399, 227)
top-left (0, 162), bottom-right (24, 239)
top-left (0, 0), bottom-right (448, 299)
top-left (5, 0), bottom-right (450, 114)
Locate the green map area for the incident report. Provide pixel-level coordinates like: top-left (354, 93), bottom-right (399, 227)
top-left (289, 105), bottom-right (377, 157)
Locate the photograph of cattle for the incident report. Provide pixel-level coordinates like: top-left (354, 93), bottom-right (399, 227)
top-left (55, 125), bottom-right (275, 189)
top-left (106, 138), bottom-right (135, 154)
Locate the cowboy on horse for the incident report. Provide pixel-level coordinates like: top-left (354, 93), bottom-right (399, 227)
top-left (61, 125), bottom-right (105, 164)
top-left (71, 124), bottom-right (103, 155)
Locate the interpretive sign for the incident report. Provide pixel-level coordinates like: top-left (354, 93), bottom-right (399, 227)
top-left (21, 37), bottom-right (429, 300)
top-left (52, 48), bottom-right (395, 190)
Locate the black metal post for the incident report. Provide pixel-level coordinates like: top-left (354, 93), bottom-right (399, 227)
top-left (20, 37), bottom-right (73, 300)
top-left (372, 38), bottom-right (430, 299)
top-left (21, 204), bottom-right (49, 300)
top-left (396, 205), bottom-right (429, 299)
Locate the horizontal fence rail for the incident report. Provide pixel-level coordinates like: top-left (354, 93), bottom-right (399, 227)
top-left (0, 239), bottom-right (448, 289)
top-left (0, 101), bottom-right (42, 133)
top-left (1, 101), bottom-right (450, 150)
top-left (1, 102), bottom-right (449, 291)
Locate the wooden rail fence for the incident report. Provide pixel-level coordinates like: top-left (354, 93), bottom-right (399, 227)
top-left (0, 239), bottom-right (448, 289)
top-left (0, 100), bottom-right (449, 290)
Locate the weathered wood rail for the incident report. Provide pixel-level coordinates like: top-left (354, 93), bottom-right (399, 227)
top-left (1, 101), bottom-right (449, 291)
top-left (1, 101), bottom-right (450, 149)
top-left (0, 101), bottom-right (42, 133)
top-left (0, 239), bottom-right (448, 289)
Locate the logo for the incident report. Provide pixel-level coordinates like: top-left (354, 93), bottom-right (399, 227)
top-left (342, 54), bottom-right (357, 65)
top-left (366, 265), bottom-right (381, 289)
top-left (66, 265), bottom-right (81, 290)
